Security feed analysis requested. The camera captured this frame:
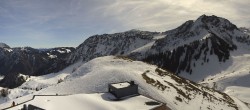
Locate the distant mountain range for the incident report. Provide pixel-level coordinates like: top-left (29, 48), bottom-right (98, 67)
top-left (1, 15), bottom-right (250, 110)
top-left (0, 15), bottom-right (250, 88)
top-left (0, 44), bottom-right (74, 88)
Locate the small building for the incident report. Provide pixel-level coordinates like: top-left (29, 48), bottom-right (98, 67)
top-left (108, 81), bottom-right (138, 99)
top-left (20, 104), bottom-right (44, 110)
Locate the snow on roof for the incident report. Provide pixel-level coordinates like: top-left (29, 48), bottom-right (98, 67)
top-left (111, 82), bottom-right (131, 89)
top-left (8, 93), bottom-right (161, 110)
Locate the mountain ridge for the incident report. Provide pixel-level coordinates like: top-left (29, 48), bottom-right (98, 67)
top-left (1, 14), bottom-right (250, 88)
top-left (66, 15), bottom-right (249, 82)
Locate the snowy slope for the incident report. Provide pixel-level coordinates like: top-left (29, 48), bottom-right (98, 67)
top-left (0, 56), bottom-right (240, 110)
top-left (225, 86), bottom-right (250, 108)
top-left (199, 44), bottom-right (250, 90)
top-left (9, 93), bottom-right (161, 110)
top-left (143, 15), bottom-right (250, 81)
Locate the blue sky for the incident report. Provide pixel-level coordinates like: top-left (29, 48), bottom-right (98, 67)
top-left (0, 0), bottom-right (249, 48)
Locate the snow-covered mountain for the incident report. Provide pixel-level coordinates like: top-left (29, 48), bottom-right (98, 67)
top-left (1, 56), bottom-right (244, 110)
top-left (0, 45), bottom-right (75, 88)
top-left (67, 15), bottom-right (250, 82)
top-left (64, 16), bottom-right (250, 108)
top-left (67, 30), bottom-right (159, 63)
top-left (1, 15), bottom-right (248, 85)
top-left (143, 15), bottom-right (248, 81)
top-left (1, 15), bottom-right (250, 109)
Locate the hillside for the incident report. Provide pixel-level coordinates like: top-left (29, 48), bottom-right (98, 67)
top-left (199, 46), bottom-right (250, 90)
top-left (0, 56), bottom-right (245, 110)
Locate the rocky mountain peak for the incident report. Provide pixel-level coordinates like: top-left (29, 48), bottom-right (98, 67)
top-left (196, 15), bottom-right (238, 31)
top-left (142, 15), bottom-right (247, 80)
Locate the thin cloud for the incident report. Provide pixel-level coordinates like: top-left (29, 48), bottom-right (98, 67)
top-left (93, 0), bottom-right (250, 31)
top-left (0, 0), bottom-right (249, 48)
